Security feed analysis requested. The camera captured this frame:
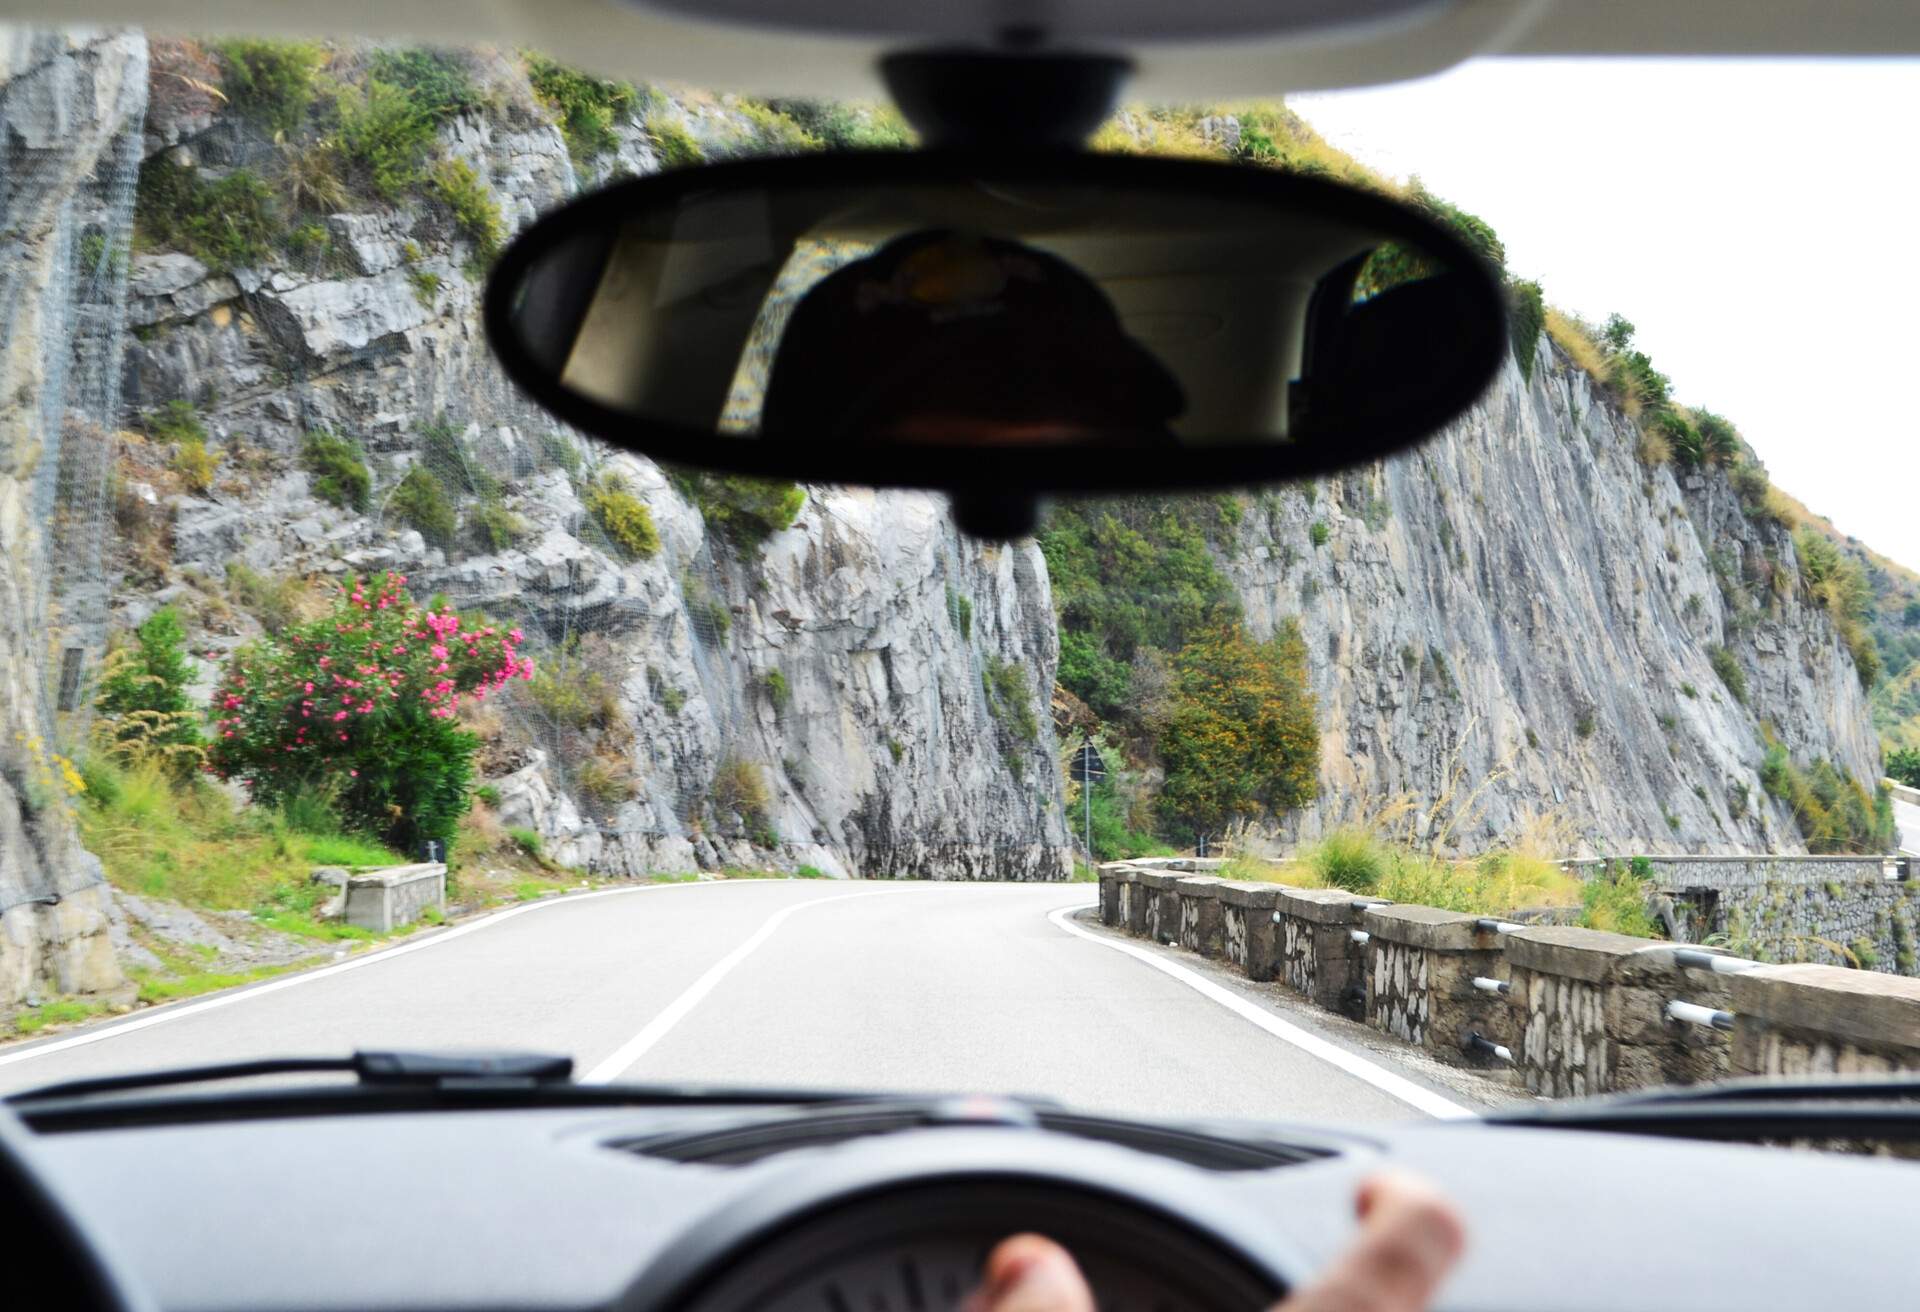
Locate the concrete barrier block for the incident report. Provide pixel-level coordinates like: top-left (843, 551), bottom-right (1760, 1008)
top-left (343, 863), bottom-right (446, 933)
top-left (1175, 876), bottom-right (1225, 957)
top-left (1138, 870), bottom-right (1184, 945)
top-left (1728, 963), bottom-right (1920, 1075)
top-left (1217, 881), bottom-right (1281, 980)
top-left (1364, 905), bottom-right (1508, 1060)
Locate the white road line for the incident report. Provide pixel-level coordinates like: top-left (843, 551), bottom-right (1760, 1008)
top-left (1047, 903), bottom-right (1474, 1121)
top-left (579, 889), bottom-right (897, 1084)
top-left (0, 879), bottom-right (800, 1073)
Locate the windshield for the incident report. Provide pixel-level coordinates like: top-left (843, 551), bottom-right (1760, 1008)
top-left (2, 31), bottom-right (1917, 1124)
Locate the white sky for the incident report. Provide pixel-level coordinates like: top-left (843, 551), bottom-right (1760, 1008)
top-left (1293, 59), bottom-right (1920, 565)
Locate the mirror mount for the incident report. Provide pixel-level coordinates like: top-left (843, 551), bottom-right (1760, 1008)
top-left (878, 49), bottom-right (1134, 149)
top-left (949, 490), bottom-right (1042, 541)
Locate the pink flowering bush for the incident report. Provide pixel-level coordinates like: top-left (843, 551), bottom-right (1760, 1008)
top-left (208, 574), bottom-right (532, 852)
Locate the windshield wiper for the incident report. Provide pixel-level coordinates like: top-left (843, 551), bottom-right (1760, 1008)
top-left (1486, 1074), bottom-right (1920, 1145)
top-left (5, 1049), bottom-right (911, 1132)
top-left (12, 1049), bottom-right (577, 1102)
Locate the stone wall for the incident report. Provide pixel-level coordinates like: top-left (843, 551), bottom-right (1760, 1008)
top-left (1569, 857), bottom-right (1918, 976)
top-left (1096, 860), bottom-right (1920, 1100)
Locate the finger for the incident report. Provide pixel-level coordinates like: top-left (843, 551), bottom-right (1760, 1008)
top-left (962, 1234), bottom-right (1096, 1312)
top-left (1276, 1172), bottom-right (1465, 1312)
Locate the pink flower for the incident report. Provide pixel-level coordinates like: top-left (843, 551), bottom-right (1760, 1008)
top-left (349, 769), bottom-right (359, 777)
top-left (303, 682), bottom-right (315, 694)
top-left (333, 710), bottom-right (349, 721)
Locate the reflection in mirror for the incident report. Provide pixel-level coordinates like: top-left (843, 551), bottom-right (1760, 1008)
top-left (500, 172), bottom-right (1489, 452)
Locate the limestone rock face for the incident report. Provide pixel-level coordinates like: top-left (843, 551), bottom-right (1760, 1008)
top-left (0, 28), bottom-right (146, 1004)
top-left (1223, 340), bottom-right (1881, 855)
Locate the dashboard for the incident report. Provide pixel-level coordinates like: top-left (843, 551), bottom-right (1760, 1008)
top-left (9, 1098), bottom-right (1920, 1312)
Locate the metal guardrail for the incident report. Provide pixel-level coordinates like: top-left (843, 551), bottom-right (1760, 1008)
top-left (1666, 1000), bottom-right (1735, 1031)
top-left (1464, 1032), bottom-right (1513, 1063)
top-left (1672, 948), bottom-right (1762, 975)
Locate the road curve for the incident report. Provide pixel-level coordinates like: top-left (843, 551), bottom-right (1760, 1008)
top-left (0, 881), bottom-right (1467, 1122)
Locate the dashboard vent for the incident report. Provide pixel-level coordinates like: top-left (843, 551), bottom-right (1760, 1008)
top-left (611, 1105), bottom-right (1335, 1171)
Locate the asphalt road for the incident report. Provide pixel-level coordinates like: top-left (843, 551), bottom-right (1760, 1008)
top-left (0, 881), bottom-right (1472, 1122)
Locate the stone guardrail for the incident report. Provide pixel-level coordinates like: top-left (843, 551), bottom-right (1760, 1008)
top-left (1885, 779), bottom-right (1920, 809)
top-left (312, 863), bottom-right (446, 932)
top-left (1097, 859), bottom-right (1920, 1100)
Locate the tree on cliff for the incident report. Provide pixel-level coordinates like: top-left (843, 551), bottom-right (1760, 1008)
top-left (94, 606), bottom-right (204, 770)
top-left (1157, 619), bottom-right (1318, 841)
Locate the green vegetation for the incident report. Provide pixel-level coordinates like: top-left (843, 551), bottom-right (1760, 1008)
top-left (525, 53), bottom-right (638, 162)
top-left (1158, 620), bottom-right (1317, 842)
top-left (1236, 833), bottom-right (1588, 922)
top-left (1794, 525), bottom-right (1879, 688)
top-left (584, 472), bottom-right (661, 559)
top-left (507, 826), bottom-right (542, 857)
top-left (1578, 858), bottom-right (1659, 936)
top-left (11, 999), bottom-right (109, 1035)
top-left (336, 76), bottom-right (437, 201)
top-left (733, 99), bottom-right (821, 153)
top-left (646, 115), bottom-right (705, 169)
top-left (408, 265), bottom-right (442, 306)
top-left (301, 431), bottom-right (371, 512)
top-left (1760, 742), bottom-right (1894, 854)
top-left (207, 572), bottom-right (528, 852)
top-left (526, 661), bottom-right (621, 731)
top-left (1887, 747), bottom-right (1920, 788)
top-left (1709, 645), bottom-right (1747, 704)
top-left (135, 158), bottom-right (278, 271)
top-left (946, 587), bottom-right (974, 640)
top-left (226, 563), bottom-right (314, 635)
top-left (431, 158), bottom-right (504, 272)
top-left (763, 668), bottom-right (790, 711)
top-left (469, 499), bottom-right (522, 552)
top-left (94, 606), bottom-right (204, 765)
top-left (710, 756), bottom-right (775, 845)
top-left (213, 39), bottom-right (327, 136)
top-left (672, 471), bottom-right (805, 546)
top-left (365, 47), bottom-right (482, 122)
top-left (1309, 520), bottom-right (1330, 548)
top-left (390, 465), bottom-right (457, 548)
top-left (982, 658), bottom-right (1040, 750)
top-left (1040, 499), bottom-right (1239, 723)
top-left (764, 98), bottom-right (913, 150)
top-left (1508, 279), bottom-right (1545, 381)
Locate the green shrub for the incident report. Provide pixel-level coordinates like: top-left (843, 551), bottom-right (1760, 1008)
top-left (764, 98), bottom-right (912, 150)
top-left (213, 39), bottom-right (326, 136)
top-left (1709, 645), bottom-right (1747, 703)
top-left (207, 573), bottom-right (529, 850)
top-left (95, 606), bottom-right (204, 763)
top-left (1508, 279), bottom-right (1544, 382)
top-left (301, 431), bottom-right (371, 512)
top-left (365, 47), bottom-right (482, 121)
top-left (135, 158), bottom-right (279, 271)
top-left (946, 586), bottom-right (974, 640)
top-left (1732, 461), bottom-right (1771, 516)
top-left (683, 573), bottom-right (732, 643)
top-left (1574, 709), bottom-right (1596, 739)
top-left (148, 398), bottom-right (205, 445)
top-left (469, 499), bottom-right (523, 552)
top-left (526, 662), bottom-right (621, 731)
top-left (794, 864), bottom-right (829, 879)
top-left (226, 563), bottom-right (311, 635)
top-left (408, 266), bottom-right (442, 307)
top-left (1309, 520), bottom-right (1330, 547)
top-left (525, 54), bottom-right (638, 162)
top-left (574, 754), bottom-right (637, 808)
top-left (1887, 746), bottom-right (1920, 788)
top-left (1694, 409), bottom-right (1741, 465)
top-left (539, 431), bottom-right (582, 476)
top-left (763, 668), bottom-right (789, 710)
top-left (711, 756), bottom-right (771, 826)
top-left (1158, 620), bottom-right (1317, 840)
top-left (982, 657), bottom-right (1039, 744)
top-left (647, 115), bottom-right (705, 168)
top-left (1304, 828), bottom-right (1388, 893)
top-left (673, 471), bottom-right (805, 546)
top-left (584, 472), bottom-right (661, 559)
top-left (1680, 681), bottom-right (1698, 699)
top-left (507, 826), bottom-right (542, 857)
top-left (731, 99), bottom-right (821, 154)
top-left (1576, 858), bottom-right (1658, 937)
top-left (391, 465), bottom-right (457, 548)
top-left (336, 78), bottom-right (437, 201)
top-left (474, 784), bottom-right (502, 807)
top-left (431, 158), bottom-right (503, 272)
top-left (1760, 743), bottom-right (1892, 853)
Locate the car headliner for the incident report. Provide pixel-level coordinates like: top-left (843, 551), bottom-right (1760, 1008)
top-left (5, 0), bottom-right (1919, 103)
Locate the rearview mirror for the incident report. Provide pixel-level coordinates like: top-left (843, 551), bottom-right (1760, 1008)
top-left (484, 151), bottom-right (1506, 512)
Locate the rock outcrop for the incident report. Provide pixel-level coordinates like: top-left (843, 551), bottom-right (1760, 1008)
top-left (0, 28), bottom-right (142, 1005)
top-left (1225, 339), bottom-right (1880, 854)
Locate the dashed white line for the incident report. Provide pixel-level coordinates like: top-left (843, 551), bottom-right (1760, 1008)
top-left (0, 879), bottom-right (794, 1072)
top-left (1046, 902), bottom-right (1474, 1120)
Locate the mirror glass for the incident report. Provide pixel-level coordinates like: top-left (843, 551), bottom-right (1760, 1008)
top-left (490, 161), bottom-right (1502, 461)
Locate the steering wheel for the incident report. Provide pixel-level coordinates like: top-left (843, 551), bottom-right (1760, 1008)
top-left (0, 1105), bottom-right (150, 1312)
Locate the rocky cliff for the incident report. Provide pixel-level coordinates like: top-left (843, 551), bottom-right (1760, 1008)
top-left (110, 39), bottom-right (1068, 881)
top-left (1, 27), bottom-right (1892, 977)
top-left (0, 28), bottom-right (139, 1006)
top-left (1225, 338), bottom-right (1881, 855)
